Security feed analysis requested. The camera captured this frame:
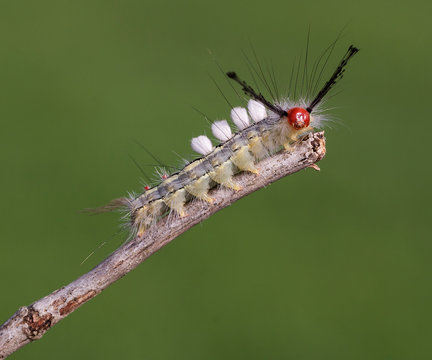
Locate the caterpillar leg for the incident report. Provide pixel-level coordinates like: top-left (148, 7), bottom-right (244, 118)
top-left (164, 189), bottom-right (187, 217)
top-left (248, 132), bottom-right (268, 160)
top-left (283, 126), bottom-right (315, 150)
top-left (135, 200), bottom-right (165, 237)
top-left (185, 174), bottom-right (214, 203)
top-left (209, 161), bottom-right (241, 191)
top-left (231, 146), bottom-right (258, 174)
top-left (297, 126), bottom-right (314, 138)
top-left (134, 207), bottom-right (148, 237)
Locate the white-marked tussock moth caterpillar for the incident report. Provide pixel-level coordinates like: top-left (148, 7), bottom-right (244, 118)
top-left (93, 44), bottom-right (359, 239)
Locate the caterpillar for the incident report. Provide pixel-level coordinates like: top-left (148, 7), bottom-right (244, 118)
top-left (96, 45), bottom-right (359, 238)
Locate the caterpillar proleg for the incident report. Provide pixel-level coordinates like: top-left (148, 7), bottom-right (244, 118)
top-left (96, 45), bottom-right (359, 239)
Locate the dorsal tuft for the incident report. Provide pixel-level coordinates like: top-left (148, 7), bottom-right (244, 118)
top-left (191, 135), bottom-right (214, 155)
top-left (230, 107), bottom-right (250, 130)
top-left (247, 100), bottom-right (267, 122)
top-left (211, 120), bottom-right (232, 142)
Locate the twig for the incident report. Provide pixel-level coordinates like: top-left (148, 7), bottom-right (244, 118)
top-left (0, 132), bottom-right (326, 358)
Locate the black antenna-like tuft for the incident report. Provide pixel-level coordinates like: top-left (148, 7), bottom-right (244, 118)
top-left (306, 45), bottom-right (359, 113)
top-left (226, 72), bottom-right (287, 117)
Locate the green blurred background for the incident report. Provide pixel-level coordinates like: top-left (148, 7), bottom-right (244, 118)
top-left (1, 0), bottom-right (431, 359)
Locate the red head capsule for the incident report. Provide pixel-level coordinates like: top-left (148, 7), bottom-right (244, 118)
top-left (144, 185), bottom-right (150, 191)
top-left (287, 107), bottom-right (310, 130)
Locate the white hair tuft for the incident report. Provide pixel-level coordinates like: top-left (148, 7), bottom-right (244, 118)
top-left (248, 100), bottom-right (267, 122)
top-left (211, 120), bottom-right (232, 142)
top-left (230, 107), bottom-right (250, 130)
top-left (191, 135), bottom-right (213, 155)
